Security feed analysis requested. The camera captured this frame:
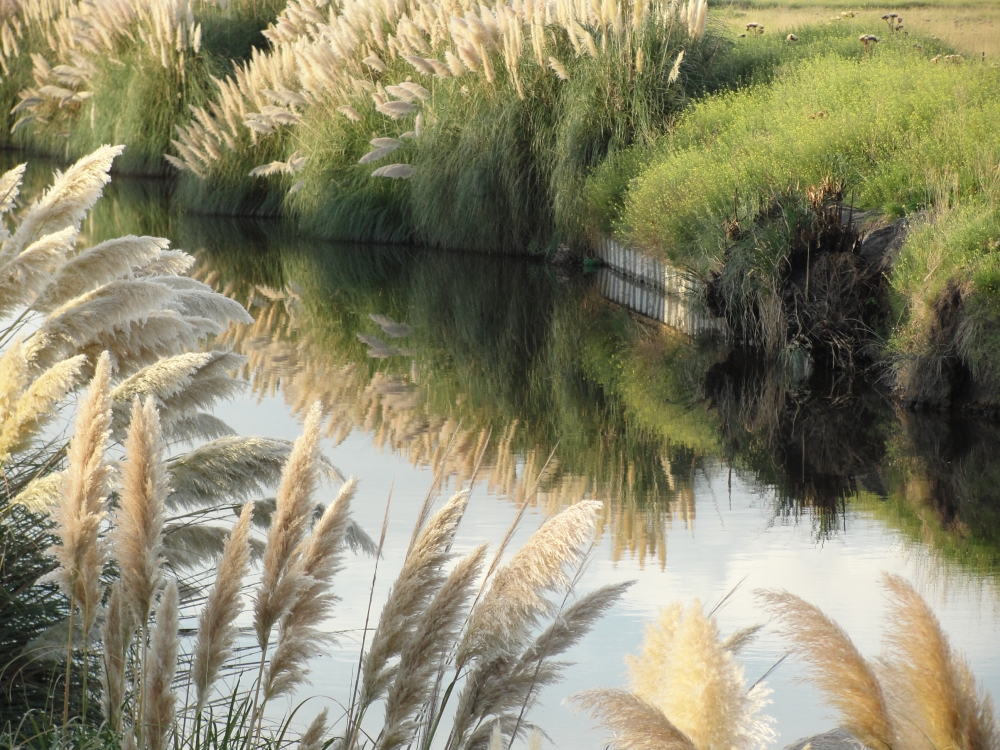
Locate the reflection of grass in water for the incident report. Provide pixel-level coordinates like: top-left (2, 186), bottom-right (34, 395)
top-left (855, 415), bottom-right (1000, 581)
top-left (853, 489), bottom-right (1000, 583)
top-left (190, 239), bottom-right (725, 566)
top-left (66, 173), bottom-right (1000, 578)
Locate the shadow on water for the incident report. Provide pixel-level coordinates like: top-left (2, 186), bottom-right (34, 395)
top-left (15, 152), bottom-right (996, 580)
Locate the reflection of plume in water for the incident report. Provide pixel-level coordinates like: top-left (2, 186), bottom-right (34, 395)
top-left (356, 333), bottom-right (414, 358)
top-left (369, 313), bottom-right (413, 338)
top-left (190, 263), bottom-right (703, 567)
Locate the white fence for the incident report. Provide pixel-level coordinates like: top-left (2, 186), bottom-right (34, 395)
top-left (595, 238), bottom-right (726, 338)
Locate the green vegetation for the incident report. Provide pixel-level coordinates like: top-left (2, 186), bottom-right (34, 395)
top-left (174, 7), bottom-right (892, 251)
top-left (591, 35), bottom-right (1000, 398)
top-left (0, 0), bottom-right (284, 174)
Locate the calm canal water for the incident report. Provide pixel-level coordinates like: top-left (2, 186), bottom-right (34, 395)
top-left (14, 154), bottom-right (1000, 747)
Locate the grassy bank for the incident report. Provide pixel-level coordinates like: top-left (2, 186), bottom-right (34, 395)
top-left (167, 0), bottom-right (903, 252)
top-left (717, 0), bottom-right (1000, 61)
top-left (592, 35), bottom-right (999, 401)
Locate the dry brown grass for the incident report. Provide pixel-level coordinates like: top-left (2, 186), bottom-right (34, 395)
top-left (719, 4), bottom-right (1000, 59)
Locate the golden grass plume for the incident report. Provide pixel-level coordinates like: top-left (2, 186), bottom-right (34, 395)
top-left (757, 589), bottom-right (895, 750)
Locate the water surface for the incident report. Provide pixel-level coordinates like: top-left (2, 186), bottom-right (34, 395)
top-left (9, 152), bottom-right (1000, 748)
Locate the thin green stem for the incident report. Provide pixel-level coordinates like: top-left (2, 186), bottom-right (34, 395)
top-left (62, 600), bottom-right (75, 730)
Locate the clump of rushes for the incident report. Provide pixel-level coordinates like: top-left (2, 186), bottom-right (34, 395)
top-left (575, 599), bottom-right (774, 750)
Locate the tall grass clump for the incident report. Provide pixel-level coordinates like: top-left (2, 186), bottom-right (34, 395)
top-left (0, 0), bottom-right (284, 174)
top-left (0, 146), bottom-right (631, 745)
top-left (20, 391), bottom-right (626, 748)
top-left (169, 0), bottom-right (721, 250)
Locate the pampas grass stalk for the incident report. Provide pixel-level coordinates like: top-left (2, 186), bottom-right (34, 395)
top-left (115, 395), bottom-right (169, 743)
top-left (101, 582), bottom-right (135, 736)
top-left (380, 544), bottom-right (487, 750)
top-left (509, 581), bottom-right (633, 737)
top-left (445, 504), bottom-right (607, 750)
top-left (254, 403), bottom-right (325, 647)
top-left (192, 501), bottom-right (254, 713)
top-left (262, 477), bottom-right (358, 704)
top-left (116, 396), bottom-right (169, 621)
top-left (359, 491), bottom-right (469, 713)
top-left (628, 600), bottom-right (772, 750)
top-left (298, 709), bottom-right (329, 750)
top-left (251, 402), bottom-right (325, 733)
top-left (758, 590), bottom-right (895, 750)
top-left (346, 490), bottom-right (468, 750)
top-left (880, 573), bottom-right (989, 750)
top-left (50, 351), bottom-right (112, 725)
top-left (459, 500), bottom-right (602, 667)
top-left (143, 580), bottom-right (180, 750)
top-left (2, 145), bottom-right (123, 261)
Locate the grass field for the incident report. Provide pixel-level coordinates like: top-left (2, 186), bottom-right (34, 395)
top-left (716, 1), bottom-right (1000, 59)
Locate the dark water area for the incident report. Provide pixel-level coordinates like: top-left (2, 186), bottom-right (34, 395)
top-left (6, 150), bottom-right (1000, 747)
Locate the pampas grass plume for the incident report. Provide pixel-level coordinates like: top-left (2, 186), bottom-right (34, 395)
top-left (489, 720), bottom-right (503, 750)
top-left (263, 476), bottom-right (357, 700)
top-left (101, 582), bottom-right (135, 734)
top-left (361, 490), bottom-right (469, 707)
top-left (668, 50), bottom-right (684, 84)
top-left (758, 589), bottom-right (895, 750)
top-left (298, 709), bottom-right (329, 750)
top-left (51, 351), bottom-right (112, 635)
top-left (880, 573), bottom-right (967, 750)
top-left (254, 402), bottom-right (325, 648)
top-left (380, 544), bottom-right (487, 750)
top-left (193, 501), bottom-right (254, 711)
top-left (626, 601), bottom-right (773, 750)
top-left (116, 396), bottom-right (169, 622)
top-left (548, 56), bottom-right (569, 80)
top-left (4, 145), bottom-right (123, 259)
top-left (460, 500), bottom-right (602, 665)
top-left (144, 580), bottom-right (180, 750)
top-left (574, 689), bottom-right (698, 750)
top-left (0, 351), bottom-right (86, 460)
